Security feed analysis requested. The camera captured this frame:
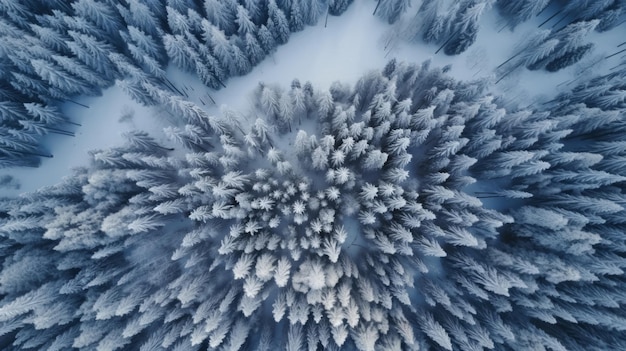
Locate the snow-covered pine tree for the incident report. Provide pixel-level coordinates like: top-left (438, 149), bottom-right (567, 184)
top-left (204, 0), bottom-right (238, 35)
top-left (268, 0), bottom-right (291, 44)
top-left (117, 0), bottom-right (164, 36)
top-left (527, 20), bottom-right (599, 71)
top-left (443, 1), bottom-right (489, 55)
top-left (496, 0), bottom-right (550, 29)
top-left (329, 0), bottom-right (354, 16)
top-left (71, 0), bottom-right (123, 41)
top-left (374, 0), bottom-right (411, 24)
top-left (30, 59), bottom-right (94, 97)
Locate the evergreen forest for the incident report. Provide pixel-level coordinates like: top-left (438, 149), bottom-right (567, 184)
top-left (1, 1), bottom-right (626, 350)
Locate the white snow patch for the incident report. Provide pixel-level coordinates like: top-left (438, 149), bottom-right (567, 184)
top-left (166, 0), bottom-right (403, 117)
top-left (384, 3), bottom-right (626, 105)
top-left (1, 86), bottom-right (172, 197)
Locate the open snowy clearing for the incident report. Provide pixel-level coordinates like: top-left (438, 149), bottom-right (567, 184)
top-left (0, 87), bottom-right (169, 197)
top-left (2, 1), bottom-right (624, 197)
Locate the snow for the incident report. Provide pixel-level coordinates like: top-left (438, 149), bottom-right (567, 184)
top-left (342, 215), bottom-right (368, 259)
top-left (169, 1), bottom-right (625, 126)
top-left (0, 87), bottom-right (173, 197)
top-left (383, 3), bottom-right (626, 105)
top-left (165, 1), bottom-right (402, 114)
top-left (2, 1), bottom-right (624, 198)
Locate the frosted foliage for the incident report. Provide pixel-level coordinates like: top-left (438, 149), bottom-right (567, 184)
top-left (3, 55), bottom-right (626, 351)
top-left (1, 0), bottom-right (626, 350)
top-left (0, 0), bottom-right (328, 168)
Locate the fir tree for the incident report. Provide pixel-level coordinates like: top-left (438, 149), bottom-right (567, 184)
top-left (374, 0), bottom-right (411, 24)
top-left (545, 43), bottom-right (594, 72)
top-left (329, 0), bottom-right (354, 16)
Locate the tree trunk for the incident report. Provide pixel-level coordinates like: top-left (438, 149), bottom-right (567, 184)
top-left (495, 63), bottom-right (523, 84)
top-left (606, 48), bottom-right (626, 59)
top-left (435, 28), bottom-right (462, 54)
top-left (65, 99), bottom-right (89, 108)
top-left (550, 13), bottom-right (568, 29)
top-left (538, 9), bottom-right (563, 28)
top-left (325, 8), bottom-right (329, 28)
top-left (373, 0), bottom-right (382, 15)
top-left (496, 50), bottom-right (524, 69)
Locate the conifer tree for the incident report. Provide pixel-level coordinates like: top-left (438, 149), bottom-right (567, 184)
top-left (329, 0), bottom-right (354, 16)
top-left (374, 0), bottom-right (411, 24)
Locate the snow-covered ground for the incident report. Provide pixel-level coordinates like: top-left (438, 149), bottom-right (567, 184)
top-left (166, 1), bottom-right (626, 121)
top-left (0, 88), bottom-right (171, 197)
top-left (165, 1), bottom-right (407, 114)
top-left (2, 1), bottom-right (624, 197)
